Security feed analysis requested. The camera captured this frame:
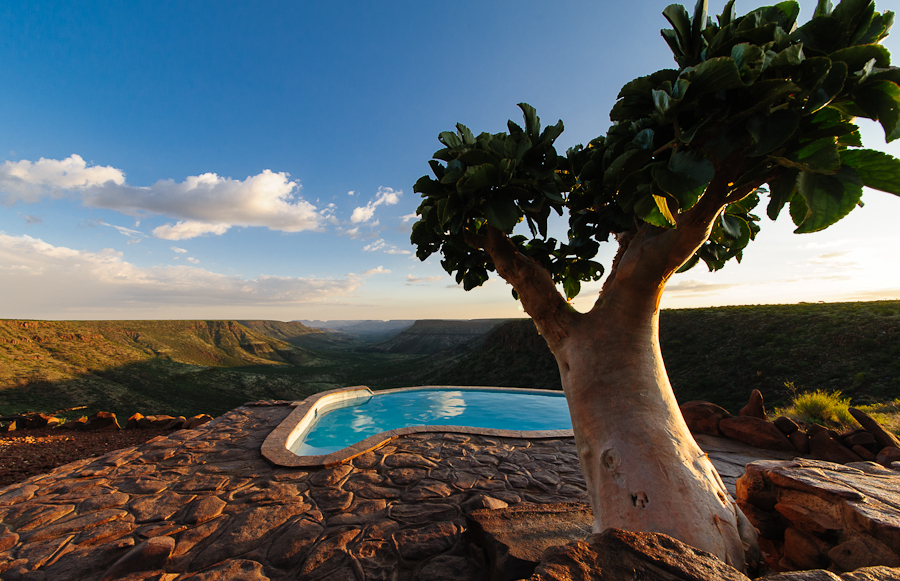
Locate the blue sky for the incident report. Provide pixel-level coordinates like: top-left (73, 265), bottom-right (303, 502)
top-left (0, 0), bottom-right (898, 321)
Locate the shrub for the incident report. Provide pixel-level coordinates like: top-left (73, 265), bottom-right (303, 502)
top-left (776, 389), bottom-right (857, 431)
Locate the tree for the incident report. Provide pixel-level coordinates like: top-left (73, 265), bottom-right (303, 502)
top-left (410, 0), bottom-right (900, 570)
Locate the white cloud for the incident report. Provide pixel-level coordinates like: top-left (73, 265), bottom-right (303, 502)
top-left (363, 239), bottom-right (388, 252)
top-left (170, 246), bottom-right (188, 254)
top-left (363, 266), bottom-right (390, 275)
top-left (0, 155), bottom-right (125, 204)
top-left (187, 257), bottom-right (200, 264)
top-left (23, 214), bottom-right (42, 225)
top-left (406, 274), bottom-right (443, 284)
top-left (665, 279), bottom-right (740, 295)
top-left (0, 233), bottom-right (366, 315)
top-left (153, 221), bottom-right (231, 240)
top-left (0, 155), bottom-right (321, 236)
top-left (400, 213), bottom-right (418, 223)
top-left (362, 238), bottom-right (412, 255)
top-left (350, 187), bottom-right (401, 224)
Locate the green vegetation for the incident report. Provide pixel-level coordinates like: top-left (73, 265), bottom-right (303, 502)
top-left (774, 386), bottom-right (856, 430)
top-left (1, 300), bottom-right (899, 424)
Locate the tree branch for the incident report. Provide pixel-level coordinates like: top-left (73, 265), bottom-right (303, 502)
top-left (465, 226), bottom-right (576, 344)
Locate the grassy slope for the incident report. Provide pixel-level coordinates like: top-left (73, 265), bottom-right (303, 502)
top-left (401, 300), bottom-right (900, 413)
top-left (0, 320), bottom-right (316, 418)
top-left (1, 300), bottom-right (897, 420)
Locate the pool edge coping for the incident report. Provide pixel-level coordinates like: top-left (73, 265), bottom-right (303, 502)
top-left (261, 385), bottom-right (574, 468)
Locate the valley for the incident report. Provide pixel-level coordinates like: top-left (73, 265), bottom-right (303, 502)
top-left (1, 299), bottom-right (898, 422)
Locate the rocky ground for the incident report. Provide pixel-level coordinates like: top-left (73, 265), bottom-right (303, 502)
top-left (0, 427), bottom-right (172, 488)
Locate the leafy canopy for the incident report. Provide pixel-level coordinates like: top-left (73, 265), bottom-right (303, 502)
top-left (411, 0), bottom-right (900, 300)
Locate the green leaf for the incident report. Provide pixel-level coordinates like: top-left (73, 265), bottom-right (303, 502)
top-left (681, 57), bottom-right (746, 97)
top-left (840, 149), bottom-right (900, 195)
top-left (769, 44), bottom-right (805, 68)
top-left (794, 167), bottom-right (863, 233)
top-left (731, 43), bottom-right (764, 82)
top-left (767, 168), bottom-right (799, 220)
top-left (483, 198), bottom-right (520, 233)
top-left (457, 164), bottom-right (500, 194)
top-left (456, 123), bottom-right (476, 145)
top-left (789, 192), bottom-right (809, 227)
top-left (633, 128), bottom-right (656, 150)
top-left (829, 45), bottom-right (891, 73)
top-left (459, 149), bottom-right (497, 166)
top-left (806, 61), bottom-right (848, 113)
top-left (774, 137), bottom-right (841, 173)
top-left (563, 277), bottom-right (580, 301)
top-left (518, 103), bottom-right (540, 140)
top-left (439, 131), bottom-right (462, 149)
top-left (720, 213), bottom-right (743, 238)
top-left (669, 149), bottom-right (716, 184)
top-left (691, 0), bottom-right (709, 60)
top-left (653, 194), bottom-right (677, 225)
top-left (853, 80), bottom-right (900, 142)
top-left (745, 109), bottom-right (800, 156)
top-left (634, 194), bottom-right (673, 228)
top-left (814, 0), bottom-right (833, 18)
top-left (663, 4), bottom-right (693, 54)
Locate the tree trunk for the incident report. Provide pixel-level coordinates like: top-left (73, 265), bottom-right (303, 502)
top-left (548, 278), bottom-right (758, 571)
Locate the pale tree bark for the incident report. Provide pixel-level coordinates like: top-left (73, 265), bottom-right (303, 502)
top-left (465, 179), bottom-right (764, 571)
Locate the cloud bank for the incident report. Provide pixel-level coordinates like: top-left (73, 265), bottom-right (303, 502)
top-left (0, 233), bottom-right (372, 315)
top-left (0, 155), bottom-right (321, 239)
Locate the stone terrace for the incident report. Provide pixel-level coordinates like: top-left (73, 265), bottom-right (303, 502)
top-left (0, 401), bottom-right (794, 581)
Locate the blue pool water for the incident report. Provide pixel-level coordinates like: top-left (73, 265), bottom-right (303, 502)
top-left (290, 388), bottom-right (571, 456)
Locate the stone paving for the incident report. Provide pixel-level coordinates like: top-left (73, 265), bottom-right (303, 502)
top-left (0, 401), bottom-right (795, 581)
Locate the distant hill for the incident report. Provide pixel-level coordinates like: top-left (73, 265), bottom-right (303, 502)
top-left (236, 320), bottom-right (325, 345)
top-left (369, 319), bottom-right (510, 354)
top-left (299, 320), bottom-right (415, 341)
top-left (0, 320), bottom-right (316, 418)
top-left (415, 301), bottom-right (900, 412)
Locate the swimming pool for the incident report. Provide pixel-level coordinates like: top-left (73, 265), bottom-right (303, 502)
top-left (261, 386), bottom-right (574, 467)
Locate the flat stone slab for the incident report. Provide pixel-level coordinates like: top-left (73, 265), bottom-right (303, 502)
top-left (737, 459), bottom-right (900, 573)
top-left (0, 399), bottom-right (819, 581)
top-left (467, 502), bottom-right (593, 581)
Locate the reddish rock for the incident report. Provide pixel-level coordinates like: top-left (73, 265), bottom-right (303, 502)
top-left (126, 413), bottom-right (144, 430)
top-left (828, 535), bottom-right (900, 573)
top-left (774, 416), bottom-right (801, 434)
top-left (297, 528), bottom-right (361, 578)
top-left (844, 431), bottom-right (877, 448)
top-left (183, 496), bottom-right (226, 525)
top-left (841, 566), bottom-right (900, 580)
top-left (185, 414), bottom-right (213, 429)
top-left (266, 518), bottom-right (323, 569)
top-left (741, 389), bottom-right (767, 420)
top-left (849, 408), bottom-right (900, 450)
top-left (162, 416), bottom-right (186, 430)
top-left (783, 526), bottom-right (831, 570)
top-left (58, 416), bottom-right (88, 430)
top-left (180, 558), bottom-right (269, 580)
top-left (806, 424), bottom-right (829, 438)
top-left (129, 491), bottom-right (195, 523)
top-left (526, 528), bottom-right (750, 581)
top-left (852, 445), bottom-right (877, 462)
top-left (789, 431), bottom-right (811, 454)
top-left (719, 416), bottom-right (794, 451)
top-left (417, 555), bottom-right (487, 581)
top-left (467, 503), bottom-right (592, 581)
top-left (680, 401), bottom-right (732, 437)
top-left (19, 413), bottom-right (56, 430)
top-left (99, 536), bottom-right (175, 581)
top-left (85, 411), bottom-right (121, 431)
top-left (876, 447), bottom-right (900, 467)
top-left (809, 431), bottom-right (863, 464)
top-left (393, 522), bottom-right (459, 561)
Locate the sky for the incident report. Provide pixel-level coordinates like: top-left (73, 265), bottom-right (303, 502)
top-left (0, 1), bottom-right (898, 322)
